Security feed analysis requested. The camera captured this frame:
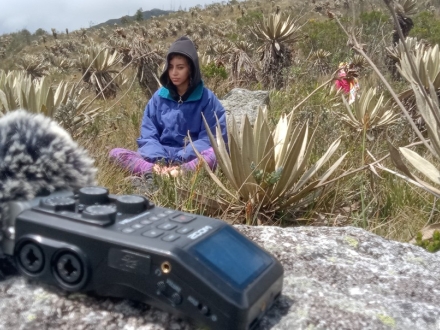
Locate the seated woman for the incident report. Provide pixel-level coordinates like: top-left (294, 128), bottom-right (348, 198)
top-left (110, 36), bottom-right (227, 177)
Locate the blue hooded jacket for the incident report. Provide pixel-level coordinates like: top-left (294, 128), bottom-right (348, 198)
top-left (136, 36), bottom-right (227, 164)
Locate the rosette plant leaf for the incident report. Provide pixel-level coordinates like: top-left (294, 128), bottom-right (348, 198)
top-left (0, 69), bottom-right (22, 112)
top-left (190, 107), bottom-right (347, 219)
top-left (389, 78), bottom-right (440, 197)
top-left (229, 41), bottom-right (258, 85)
top-left (396, 0), bottom-right (418, 16)
top-left (383, 44), bottom-right (440, 197)
top-left (384, 39), bottom-right (436, 125)
top-left (397, 43), bottom-right (440, 100)
top-left (309, 49), bottom-right (331, 75)
top-left (385, 37), bottom-right (428, 64)
top-left (339, 87), bottom-right (399, 133)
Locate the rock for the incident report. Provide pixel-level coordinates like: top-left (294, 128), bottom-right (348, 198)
top-left (220, 88), bottom-right (269, 127)
top-left (1, 226), bottom-right (440, 330)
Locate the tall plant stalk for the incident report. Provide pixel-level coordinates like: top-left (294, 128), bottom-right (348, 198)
top-left (360, 122), bottom-right (368, 228)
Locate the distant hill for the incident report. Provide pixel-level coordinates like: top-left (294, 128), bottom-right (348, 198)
top-left (93, 8), bottom-right (173, 28)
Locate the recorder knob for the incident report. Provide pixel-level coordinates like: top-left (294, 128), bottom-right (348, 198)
top-left (82, 205), bottom-right (117, 224)
top-left (40, 196), bottom-right (76, 212)
top-left (78, 187), bottom-right (109, 205)
top-left (116, 195), bottom-right (148, 214)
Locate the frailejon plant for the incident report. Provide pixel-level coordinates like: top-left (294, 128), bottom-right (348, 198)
top-left (0, 70), bottom-right (100, 136)
top-left (387, 47), bottom-right (440, 198)
top-left (385, 37), bottom-right (428, 67)
top-left (16, 54), bottom-right (49, 80)
top-left (338, 87), bottom-right (399, 227)
top-left (190, 106), bottom-right (347, 224)
top-left (397, 43), bottom-right (440, 100)
top-left (76, 44), bottom-right (124, 99)
top-left (230, 41), bottom-right (258, 86)
top-left (392, 0), bottom-right (418, 44)
top-left (308, 49), bottom-right (332, 75)
top-left (396, 0), bottom-right (418, 16)
top-left (386, 36), bottom-right (429, 80)
top-left (339, 87), bottom-right (399, 135)
top-left (252, 11), bottom-right (304, 89)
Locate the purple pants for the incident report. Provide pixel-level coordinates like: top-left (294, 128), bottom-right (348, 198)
top-left (109, 147), bottom-right (217, 176)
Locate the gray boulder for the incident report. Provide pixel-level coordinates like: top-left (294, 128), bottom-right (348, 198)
top-left (1, 226), bottom-right (440, 330)
top-left (220, 88), bottom-right (270, 127)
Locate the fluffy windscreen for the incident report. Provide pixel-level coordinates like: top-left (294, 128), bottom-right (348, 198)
top-left (0, 109), bottom-right (97, 255)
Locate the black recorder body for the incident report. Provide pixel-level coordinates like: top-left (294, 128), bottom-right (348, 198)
top-left (3, 187), bottom-right (283, 330)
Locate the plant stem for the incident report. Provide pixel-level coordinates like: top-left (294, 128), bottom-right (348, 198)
top-left (360, 124), bottom-right (367, 228)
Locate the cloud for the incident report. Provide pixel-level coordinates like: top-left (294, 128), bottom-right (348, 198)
top-left (0, 0), bottom-right (219, 34)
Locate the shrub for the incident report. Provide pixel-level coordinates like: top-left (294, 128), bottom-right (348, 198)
top-left (410, 11), bottom-right (440, 46)
top-left (34, 28), bottom-right (47, 37)
top-left (358, 10), bottom-right (390, 36)
top-left (201, 62), bottom-right (228, 80)
top-left (415, 230), bottom-right (440, 253)
top-left (299, 19), bottom-right (349, 66)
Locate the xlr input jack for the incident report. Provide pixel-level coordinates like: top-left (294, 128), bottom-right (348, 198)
top-left (52, 250), bottom-right (88, 290)
top-left (54, 252), bottom-right (82, 284)
top-left (17, 242), bottom-right (45, 275)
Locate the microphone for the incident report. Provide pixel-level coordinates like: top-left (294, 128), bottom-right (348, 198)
top-left (0, 109), bottom-right (97, 276)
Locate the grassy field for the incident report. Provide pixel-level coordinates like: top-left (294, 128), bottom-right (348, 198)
top-left (1, 0), bottom-right (440, 245)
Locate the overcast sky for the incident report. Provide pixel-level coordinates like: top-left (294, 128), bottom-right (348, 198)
top-left (0, 0), bottom-right (222, 35)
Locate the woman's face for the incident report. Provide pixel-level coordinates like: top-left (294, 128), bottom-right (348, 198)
top-left (168, 55), bottom-right (191, 90)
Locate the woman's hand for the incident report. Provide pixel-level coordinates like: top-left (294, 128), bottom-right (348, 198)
top-left (153, 164), bottom-right (181, 177)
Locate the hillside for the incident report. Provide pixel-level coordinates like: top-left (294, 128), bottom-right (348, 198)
top-left (92, 8), bottom-right (173, 28)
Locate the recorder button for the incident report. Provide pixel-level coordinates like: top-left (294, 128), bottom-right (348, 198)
top-left (176, 227), bottom-right (193, 234)
top-left (116, 195), bottom-right (148, 214)
top-left (82, 205), bottom-right (117, 224)
top-left (162, 234), bottom-right (180, 242)
top-left (131, 223), bottom-right (146, 229)
top-left (142, 229), bottom-right (164, 238)
top-left (200, 305), bottom-right (210, 315)
top-left (79, 186), bottom-right (109, 205)
top-left (170, 214), bottom-right (196, 223)
top-left (171, 292), bottom-right (182, 305)
top-left (157, 223), bottom-right (177, 230)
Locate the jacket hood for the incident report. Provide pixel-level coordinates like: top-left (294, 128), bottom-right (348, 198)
top-left (159, 36), bottom-right (202, 102)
